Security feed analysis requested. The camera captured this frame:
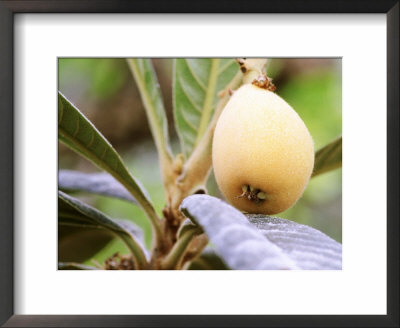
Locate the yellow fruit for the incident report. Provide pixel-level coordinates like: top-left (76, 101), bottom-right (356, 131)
top-left (212, 84), bottom-right (314, 214)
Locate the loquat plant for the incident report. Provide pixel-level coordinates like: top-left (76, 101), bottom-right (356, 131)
top-left (58, 58), bottom-right (342, 270)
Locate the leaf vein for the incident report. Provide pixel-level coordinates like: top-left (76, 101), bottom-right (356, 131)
top-left (87, 132), bottom-right (95, 148)
top-left (218, 60), bottom-right (235, 75)
top-left (58, 101), bottom-right (64, 125)
top-left (183, 59), bottom-right (207, 91)
top-left (177, 76), bottom-right (202, 113)
top-left (73, 117), bottom-right (80, 138)
top-left (101, 147), bottom-right (107, 160)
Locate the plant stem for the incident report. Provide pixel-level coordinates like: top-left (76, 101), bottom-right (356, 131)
top-left (117, 186), bottom-right (162, 252)
top-left (120, 233), bottom-right (149, 269)
top-left (160, 226), bottom-right (203, 269)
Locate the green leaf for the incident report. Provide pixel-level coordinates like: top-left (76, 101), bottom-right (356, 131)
top-left (58, 92), bottom-right (149, 203)
top-left (58, 92), bottom-right (162, 244)
top-left (173, 59), bottom-right (239, 158)
top-left (188, 247), bottom-right (229, 270)
top-left (59, 226), bottom-right (114, 263)
top-left (312, 136), bottom-right (342, 177)
top-left (180, 195), bottom-right (298, 270)
top-left (58, 262), bottom-right (99, 270)
top-left (59, 170), bottom-right (136, 203)
top-left (58, 191), bottom-right (148, 269)
top-left (247, 214), bottom-right (342, 270)
top-left (126, 59), bottom-right (173, 168)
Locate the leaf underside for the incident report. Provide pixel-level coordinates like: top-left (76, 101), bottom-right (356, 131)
top-left (180, 195), bottom-right (298, 270)
top-left (180, 195), bottom-right (342, 270)
top-left (60, 191), bottom-right (127, 232)
top-left (247, 214), bottom-right (342, 270)
top-left (59, 169), bottom-right (136, 203)
top-left (173, 58), bottom-right (238, 158)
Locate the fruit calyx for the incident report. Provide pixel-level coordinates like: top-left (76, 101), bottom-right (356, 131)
top-left (251, 75), bottom-right (276, 92)
top-left (237, 184), bottom-right (267, 204)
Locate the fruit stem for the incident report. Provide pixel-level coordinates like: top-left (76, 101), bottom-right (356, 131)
top-left (236, 58), bottom-right (276, 91)
top-left (236, 58), bottom-right (267, 84)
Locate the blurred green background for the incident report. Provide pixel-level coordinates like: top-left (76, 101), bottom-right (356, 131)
top-left (58, 58), bottom-right (342, 266)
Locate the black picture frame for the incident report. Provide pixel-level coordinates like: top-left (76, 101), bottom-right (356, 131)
top-left (0, 1), bottom-right (398, 327)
